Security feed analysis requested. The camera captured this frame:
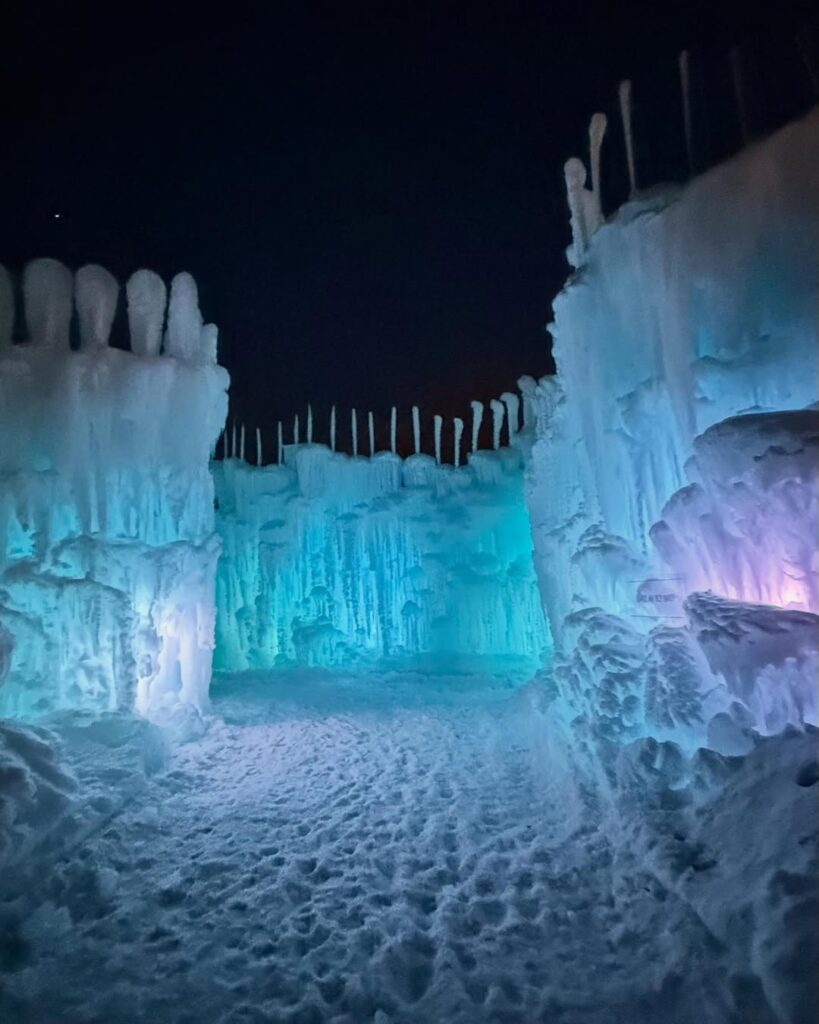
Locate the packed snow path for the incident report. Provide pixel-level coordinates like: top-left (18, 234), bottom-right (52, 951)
top-left (2, 672), bottom-right (734, 1024)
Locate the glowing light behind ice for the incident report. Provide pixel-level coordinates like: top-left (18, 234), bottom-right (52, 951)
top-left (0, 259), bottom-right (229, 719)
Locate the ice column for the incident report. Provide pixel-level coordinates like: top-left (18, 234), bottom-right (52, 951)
top-left (618, 80), bottom-right (637, 194)
top-left (679, 50), bottom-right (694, 174)
top-left (490, 399), bottom-right (505, 450)
top-left (390, 406), bottom-right (397, 454)
top-left (500, 392), bottom-right (520, 440)
top-left (453, 417), bottom-right (464, 467)
top-left (589, 112), bottom-right (607, 233)
top-left (351, 409), bottom-right (358, 456)
top-left (368, 411), bottom-right (375, 456)
top-left (76, 264), bottom-right (119, 350)
top-left (471, 400), bottom-right (483, 453)
top-left (24, 258), bottom-right (73, 349)
top-left (330, 406), bottom-right (337, 452)
top-left (412, 406), bottom-right (421, 455)
top-left (434, 414), bottom-right (442, 464)
top-left (126, 270), bottom-right (166, 357)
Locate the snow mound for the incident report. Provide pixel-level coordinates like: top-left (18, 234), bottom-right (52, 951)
top-left (613, 726), bottom-right (818, 1024)
top-left (0, 720), bottom-right (77, 870)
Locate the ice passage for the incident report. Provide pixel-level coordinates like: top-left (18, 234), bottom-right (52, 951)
top-left (0, 90), bottom-right (818, 1024)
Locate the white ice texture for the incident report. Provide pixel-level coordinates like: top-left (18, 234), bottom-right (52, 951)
top-left (527, 108), bottom-right (819, 755)
top-left (0, 260), bottom-right (229, 719)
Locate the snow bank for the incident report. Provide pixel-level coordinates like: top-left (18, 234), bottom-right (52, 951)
top-left (0, 260), bottom-right (229, 718)
top-left (0, 720), bottom-right (77, 870)
top-left (612, 727), bottom-right (818, 1024)
top-left (214, 445), bottom-right (550, 672)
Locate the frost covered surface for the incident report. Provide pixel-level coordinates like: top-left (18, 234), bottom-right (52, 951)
top-left (0, 674), bottom-right (815, 1024)
top-left (528, 109), bottom-right (819, 645)
top-left (214, 446), bottom-right (550, 672)
top-left (0, 261), bottom-right (229, 718)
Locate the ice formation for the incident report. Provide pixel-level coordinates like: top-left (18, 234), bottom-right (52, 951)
top-left (530, 108), bottom-right (819, 759)
top-left (0, 57), bottom-right (817, 1024)
top-left (0, 260), bottom-right (229, 720)
top-left (213, 441), bottom-right (550, 672)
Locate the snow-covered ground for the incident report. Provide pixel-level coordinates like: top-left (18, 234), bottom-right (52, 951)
top-left (2, 670), bottom-right (814, 1024)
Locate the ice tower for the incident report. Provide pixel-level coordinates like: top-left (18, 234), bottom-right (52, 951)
top-left (0, 260), bottom-right (229, 720)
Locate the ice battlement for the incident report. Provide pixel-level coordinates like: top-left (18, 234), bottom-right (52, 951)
top-left (221, 378), bottom-right (537, 468)
top-left (0, 259), bottom-right (229, 720)
top-left (0, 259), bottom-right (228, 486)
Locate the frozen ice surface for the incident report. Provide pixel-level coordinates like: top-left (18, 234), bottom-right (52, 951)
top-left (0, 672), bottom-right (815, 1024)
top-left (214, 447), bottom-right (550, 673)
top-left (0, 264), bottom-right (229, 718)
top-left (529, 109), bottom-right (819, 648)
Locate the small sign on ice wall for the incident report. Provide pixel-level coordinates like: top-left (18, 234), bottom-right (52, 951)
top-left (630, 576), bottom-right (685, 622)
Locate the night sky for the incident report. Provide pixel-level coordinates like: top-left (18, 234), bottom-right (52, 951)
top-left (2, 0), bottom-right (815, 439)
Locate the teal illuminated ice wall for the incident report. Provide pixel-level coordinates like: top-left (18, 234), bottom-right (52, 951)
top-left (214, 444), bottom-right (550, 673)
top-left (0, 260), bottom-right (229, 718)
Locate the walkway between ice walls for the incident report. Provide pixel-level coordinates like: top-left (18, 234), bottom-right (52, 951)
top-left (0, 262), bottom-right (229, 725)
top-left (0, 105), bottom-right (817, 744)
top-left (529, 104), bottom-right (819, 766)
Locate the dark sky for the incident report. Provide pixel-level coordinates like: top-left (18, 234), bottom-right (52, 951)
top-left (2, 0), bottom-right (815, 439)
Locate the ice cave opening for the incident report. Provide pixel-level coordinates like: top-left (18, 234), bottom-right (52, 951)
top-left (0, 73), bottom-right (817, 1024)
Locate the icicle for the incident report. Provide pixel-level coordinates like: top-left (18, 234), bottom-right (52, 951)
top-left (231, 422), bottom-right (237, 459)
top-left (239, 424), bottom-right (246, 462)
top-left (730, 47), bottom-right (749, 145)
top-left (490, 400), bottom-right (505, 450)
top-left (453, 417), bottom-right (464, 468)
top-left (588, 113), bottom-right (607, 233)
top-left (434, 415), bottom-right (442, 464)
top-left (293, 414), bottom-right (300, 447)
top-left (500, 392), bottom-right (520, 440)
top-left (390, 406), bottom-right (397, 455)
top-left (256, 427), bottom-right (262, 467)
top-left (351, 409), bottom-right (358, 457)
top-left (679, 50), bottom-right (694, 175)
top-left (618, 80), bottom-right (637, 195)
top-left (307, 404), bottom-right (313, 444)
top-left (330, 405), bottom-right (337, 452)
top-left (470, 400), bottom-right (484, 452)
top-left (368, 411), bottom-right (375, 456)
top-left (564, 158), bottom-right (589, 267)
top-left (412, 406), bottom-right (421, 455)
top-left (277, 421), bottom-right (283, 464)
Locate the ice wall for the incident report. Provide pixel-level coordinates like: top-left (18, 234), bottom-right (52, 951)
top-left (527, 108), bottom-right (819, 752)
top-left (214, 445), bottom-right (550, 673)
top-left (0, 260), bottom-right (229, 720)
